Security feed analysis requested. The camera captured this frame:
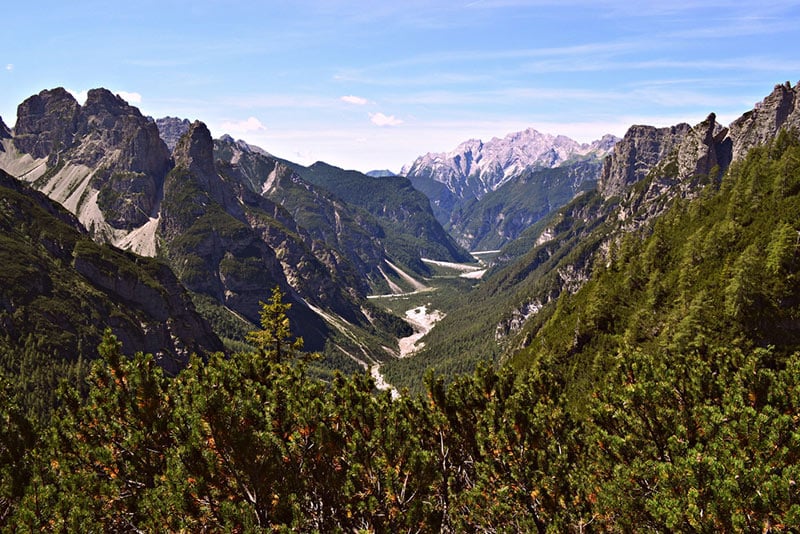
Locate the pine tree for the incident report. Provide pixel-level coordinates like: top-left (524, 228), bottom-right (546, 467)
top-left (246, 286), bottom-right (304, 362)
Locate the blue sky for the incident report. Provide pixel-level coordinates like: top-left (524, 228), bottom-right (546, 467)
top-left (3, 1), bottom-right (800, 172)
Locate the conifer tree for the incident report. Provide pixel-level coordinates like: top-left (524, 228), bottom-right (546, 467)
top-left (246, 286), bottom-right (304, 362)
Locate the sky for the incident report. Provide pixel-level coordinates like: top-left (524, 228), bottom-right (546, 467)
top-left (3, 1), bottom-right (800, 173)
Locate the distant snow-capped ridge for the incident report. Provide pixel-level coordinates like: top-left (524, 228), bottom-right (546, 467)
top-left (401, 127), bottom-right (619, 199)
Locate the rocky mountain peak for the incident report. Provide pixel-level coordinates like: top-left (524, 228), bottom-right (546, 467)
top-left (729, 81), bottom-right (800, 161)
top-left (155, 116), bottom-right (192, 152)
top-left (171, 120), bottom-right (231, 210)
top-left (13, 87), bottom-right (80, 159)
top-left (75, 89), bottom-right (171, 177)
top-left (598, 123), bottom-right (692, 199)
top-left (4, 87), bottom-right (172, 235)
top-left (173, 120), bottom-right (216, 177)
top-left (82, 88), bottom-right (128, 116)
top-left (403, 127), bottom-right (617, 202)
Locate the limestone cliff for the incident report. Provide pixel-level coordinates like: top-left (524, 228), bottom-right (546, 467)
top-left (598, 123), bottom-right (692, 199)
top-left (729, 81), bottom-right (800, 161)
top-left (3, 87), bottom-right (171, 241)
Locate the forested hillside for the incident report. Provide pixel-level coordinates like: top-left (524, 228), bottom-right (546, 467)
top-left (3, 85), bottom-right (800, 531)
top-left (3, 132), bottom-right (800, 530)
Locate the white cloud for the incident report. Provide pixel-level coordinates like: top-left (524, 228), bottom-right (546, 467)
top-left (5, 64), bottom-right (12, 72)
top-left (67, 89), bottom-right (89, 103)
top-left (220, 116), bottom-right (267, 133)
top-left (117, 91), bottom-right (142, 104)
top-left (66, 88), bottom-right (142, 105)
top-left (341, 95), bottom-right (368, 105)
top-left (370, 112), bottom-right (403, 126)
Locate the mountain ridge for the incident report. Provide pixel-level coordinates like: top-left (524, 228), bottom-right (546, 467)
top-left (0, 167), bottom-right (223, 373)
top-left (401, 127), bottom-right (618, 248)
top-left (0, 89), bottom-right (457, 367)
top-left (384, 80), bottom-right (800, 391)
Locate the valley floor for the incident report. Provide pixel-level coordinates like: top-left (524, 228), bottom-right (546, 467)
top-left (398, 304), bottom-right (445, 357)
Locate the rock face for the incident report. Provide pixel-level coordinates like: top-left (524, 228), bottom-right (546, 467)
top-left (729, 81), bottom-right (800, 161)
top-left (13, 87), bottom-right (81, 159)
top-left (598, 123), bottom-right (692, 199)
top-left (0, 169), bottom-right (222, 373)
top-left (155, 116), bottom-right (191, 152)
top-left (5, 87), bottom-right (171, 238)
top-left (78, 89), bottom-right (171, 229)
top-left (600, 82), bottom-right (800, 202)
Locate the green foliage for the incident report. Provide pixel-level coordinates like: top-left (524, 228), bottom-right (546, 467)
top-left (246, 286), bottom-right (305, 362)
top-left (292, 161), bottom-right (472, 270)
top-left (5, 305), bottom-right (800, 531)
top-left (0, 373), bottom-right (37, 528)
top-left (6, 129), bottom-right (800, 531)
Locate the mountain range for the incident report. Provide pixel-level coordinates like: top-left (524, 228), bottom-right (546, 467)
top-left (4, 80), bottom-right (800, 531)
top-left (0, 88), bottom-right (466, 371)
top-left (382, 80), bottom-right (800, 391)
top-left (401, 127), bottom-right (618, 249)
top-left (2, 81), bottom-right (800, 387)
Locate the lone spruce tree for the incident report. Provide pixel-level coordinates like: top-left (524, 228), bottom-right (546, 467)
top-left (247, 286), bottom-right (304, 362)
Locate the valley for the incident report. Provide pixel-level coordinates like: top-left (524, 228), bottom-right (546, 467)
top-left (3, 81), bottom-right (800, 530)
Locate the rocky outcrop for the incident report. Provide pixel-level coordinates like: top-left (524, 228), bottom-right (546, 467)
top-left (155, 116), bottom-right (191, 152)
top-left (7, 87), bottom-right (171, 235)
top-left (729, 81), bottom-right (800, 161)
top-left (674, 113), bottom-right (731, 179)
top-left (598, 123), bottom-right (692, 199)
top-left (13, 88), bottom-right (80, 159)
top-left (172, 121), bottom-right (231, 209)
top-left (77, 89), bottom-right (170, 177)
top-left (78, 89), bottom-right (171, 229)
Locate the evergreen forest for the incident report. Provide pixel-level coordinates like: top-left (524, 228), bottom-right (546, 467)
top-left (4, 130), bottom-right (800, 532)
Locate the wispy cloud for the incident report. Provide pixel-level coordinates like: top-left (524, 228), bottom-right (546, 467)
top-left (370, 112), bottom-right (404, 126)
top-left (221, 94), bottom-right (331, 109)
top-left (5, 64), bottom-right (12, 72)
top-left (341, 95), bottom-right (368, 105)
top-left (220, 116), bottom-right (267, 133)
